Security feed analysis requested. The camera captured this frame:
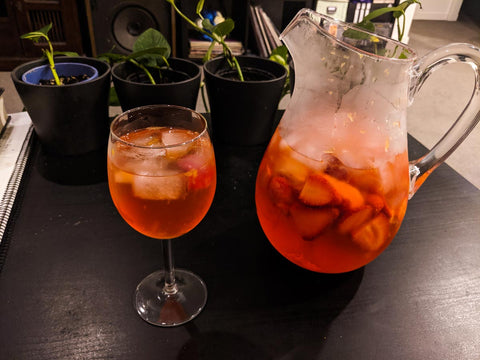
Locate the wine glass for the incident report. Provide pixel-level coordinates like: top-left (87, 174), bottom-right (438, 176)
top-left (107, 105), bottom-right (216, 326)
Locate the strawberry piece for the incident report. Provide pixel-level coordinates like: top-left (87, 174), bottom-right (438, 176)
top-left (324, 155), bottom-right (349, 180)
top-left (347, 167), bottom-right (383, 193)
top-left (273, 152), bottom-right (311, 191)
top-left (299, 173), bottom-right (364, 210)
top-left (290, 204), bottom-right (340, 240)
top-left (177, 154), bottom-right (204, 171)
top-left (299, 174), bottom-right (340, 206)
top-left (269, 176), bottom-right (295, 207)
top-left (325, 174), bottom-right (364, 210)
top-left (178, 154), bottom-right (215, 191)
top-left (185, 167), bottom-right (215, 191)
top-left (351, 212), bottom-right (390, 251)
top-left (338, 206), bottom-right (374, 235)
top-left (365, 193), bottom-right (385, 212)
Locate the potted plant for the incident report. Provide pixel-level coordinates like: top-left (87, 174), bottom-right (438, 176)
top-left (11, 23), bottom-right (111, 156)
top-left (100, 28), bottom-right (201, 112)
top-left (167, 0), bottom-right (287, 146)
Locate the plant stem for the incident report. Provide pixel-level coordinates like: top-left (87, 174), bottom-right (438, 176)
top-left (200, 82), bottom-right (209, 113)
top-left (168, 0), bottom-right (244, 81)
top-left (44, 35), bottom-right (61, 85)
top-left (129, 58), bottom-right (156, 84)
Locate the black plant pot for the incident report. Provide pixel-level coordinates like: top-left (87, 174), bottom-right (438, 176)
top-left (11, 57), bottom-right (111, 156)
top-left (112, 58), bottom-right (201, 111)
top-left (203, 56), bottom-right (287, 146)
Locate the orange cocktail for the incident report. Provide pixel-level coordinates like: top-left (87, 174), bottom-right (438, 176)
top-left (107, 105), bottom-right (216, 327)
top-left (108, 127), bottom-right (216, 239)
top-left (256, 129), bottom-right (409, 273)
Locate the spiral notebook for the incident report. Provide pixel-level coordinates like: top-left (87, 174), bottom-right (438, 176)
top-left (0, 112), bottom-right (34, 244)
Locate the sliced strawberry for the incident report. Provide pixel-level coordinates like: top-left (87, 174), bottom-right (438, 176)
top-left (365, 193), bottom-right (385, 213)
top-left (185, 166), bottom-right (215, 191)
top-left (324, 174), bottom-right (365, 210)
top-left (347, 167), bottom-right (383, 193)
top-left (177, 153), bottom-right (204, 171)
top-left (269, 175), bottom-right (295, 207)
top-left (338, 206), bottom-right (374, 235)
top-left (324, 155), bottom-right (349, 180)
top-left (290, 204), bottom-right (340, 240)
top-left (299, 174), bottom-right (339, 206)
top-left (274, 154), bottom-right (311, 191)
top-left (351, 212), bottom-right (390, 251)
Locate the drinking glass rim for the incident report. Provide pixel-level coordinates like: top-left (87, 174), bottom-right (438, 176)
top-left (110, 104), bottom-right (209, 149)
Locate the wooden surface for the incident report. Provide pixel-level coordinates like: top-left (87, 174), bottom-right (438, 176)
top-left (0, 133), bottom-right (479, 360)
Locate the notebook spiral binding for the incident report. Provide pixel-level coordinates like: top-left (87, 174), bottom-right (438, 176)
top-left (0, 125), bottom-right (34, 244)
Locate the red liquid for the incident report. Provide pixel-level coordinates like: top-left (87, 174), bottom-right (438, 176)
top-left (108, 127), bottom-right (216, 239)
top-left (255, 129), bottom-right (409, 273)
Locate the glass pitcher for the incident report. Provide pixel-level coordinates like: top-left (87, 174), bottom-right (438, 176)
top-left (255, 9), bottom-right (480, 273)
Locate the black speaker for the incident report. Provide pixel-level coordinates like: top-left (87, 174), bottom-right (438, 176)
top-left (88, 0), bottom-right (173, 56)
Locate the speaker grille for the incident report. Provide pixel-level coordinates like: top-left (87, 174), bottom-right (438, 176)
top-left (28, 9), bottom-right (65, 42)
top-left (89, 1), bottom-right (172, 56)
top-left (112, 6), bottom-right (158, 51)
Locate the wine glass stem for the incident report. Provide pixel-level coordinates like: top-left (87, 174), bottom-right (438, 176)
top-left (162, 239), bottom-right (178, 295)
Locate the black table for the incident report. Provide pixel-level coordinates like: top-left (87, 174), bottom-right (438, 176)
top-left (1, 132), bottom-right (479, 360)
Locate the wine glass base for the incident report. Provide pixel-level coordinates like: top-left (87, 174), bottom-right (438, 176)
top-left (134, 268), bottom-right (207, 327)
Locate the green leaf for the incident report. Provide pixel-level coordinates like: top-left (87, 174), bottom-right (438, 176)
top-left (97, 52), bottom-right (127, 63)
top-left (196, 0), bottom-right (205, 16)
top-left (212, 18), bottom-right (234, 37)
top-left (37, 23), bottom-right (53, 36)
top-left (201, 18), bottom-right (215, 32)
top-left (127, 47), bottom-right (170, 59)
top-left (127, 47), bottom-right (170, 67)
top-left (53, 51), bottom-right (79, 57)
top-left (362, 0), bottom-right (420, 23)
top-left (269, 54), bottom-right (286, 66)
top-left (270, 45), bottom-right (288, 59)
top-left (344, 0), bottom-right (420, 41)
top-left (20, 31), bottom-right (46, 42)
top-left (131, 28), bottom-right (171, 67)
top-left (133, 28), bottom-right (171, 56)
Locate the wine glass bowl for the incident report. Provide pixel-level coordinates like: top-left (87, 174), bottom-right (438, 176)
top-left (107, 105), bottom-right (216, 326)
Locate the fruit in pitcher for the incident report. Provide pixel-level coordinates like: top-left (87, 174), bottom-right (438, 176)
top-left (255, 128), bottom-right (409, 273)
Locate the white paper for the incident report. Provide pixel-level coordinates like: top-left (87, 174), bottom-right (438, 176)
top-left (0, 112), bottom-right (34, 243)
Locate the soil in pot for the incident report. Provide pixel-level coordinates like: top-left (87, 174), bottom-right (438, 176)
top-left (39, 74), bottom-right (91, 85)
top-left (216, 67), bottom-right (276, 81)
top-left (126, 69), bottom-right (190, 84)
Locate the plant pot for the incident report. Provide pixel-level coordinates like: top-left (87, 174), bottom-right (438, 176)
top-left (112, 58), bottom-right (201, 111)
top-left (203, 55), bottom-right (287, 146)
top-left (21, 62), bottom-right (99, 85)
top-left (12, 57), bottom-right (111, 156)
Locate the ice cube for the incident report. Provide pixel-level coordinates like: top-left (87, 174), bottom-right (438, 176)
top-left (162, 128), bottom-right (196, 146)
top-left (114, 169), bottom-right (134, 184)
top-left (132, 172), bottom-right (187, 200)
top-left (162, 129), bottom-right (197, 158)
top-left (126, 127), bottom-right (165, 147)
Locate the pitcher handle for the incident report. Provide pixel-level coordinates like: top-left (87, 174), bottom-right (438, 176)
top-left (408, 43), bottom-right (480, 198)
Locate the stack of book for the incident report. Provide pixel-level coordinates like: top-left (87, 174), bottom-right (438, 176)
top-left (188, 38), bottom-right (244, 60)
top-left (248, 5), bottom-right (282, 58)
